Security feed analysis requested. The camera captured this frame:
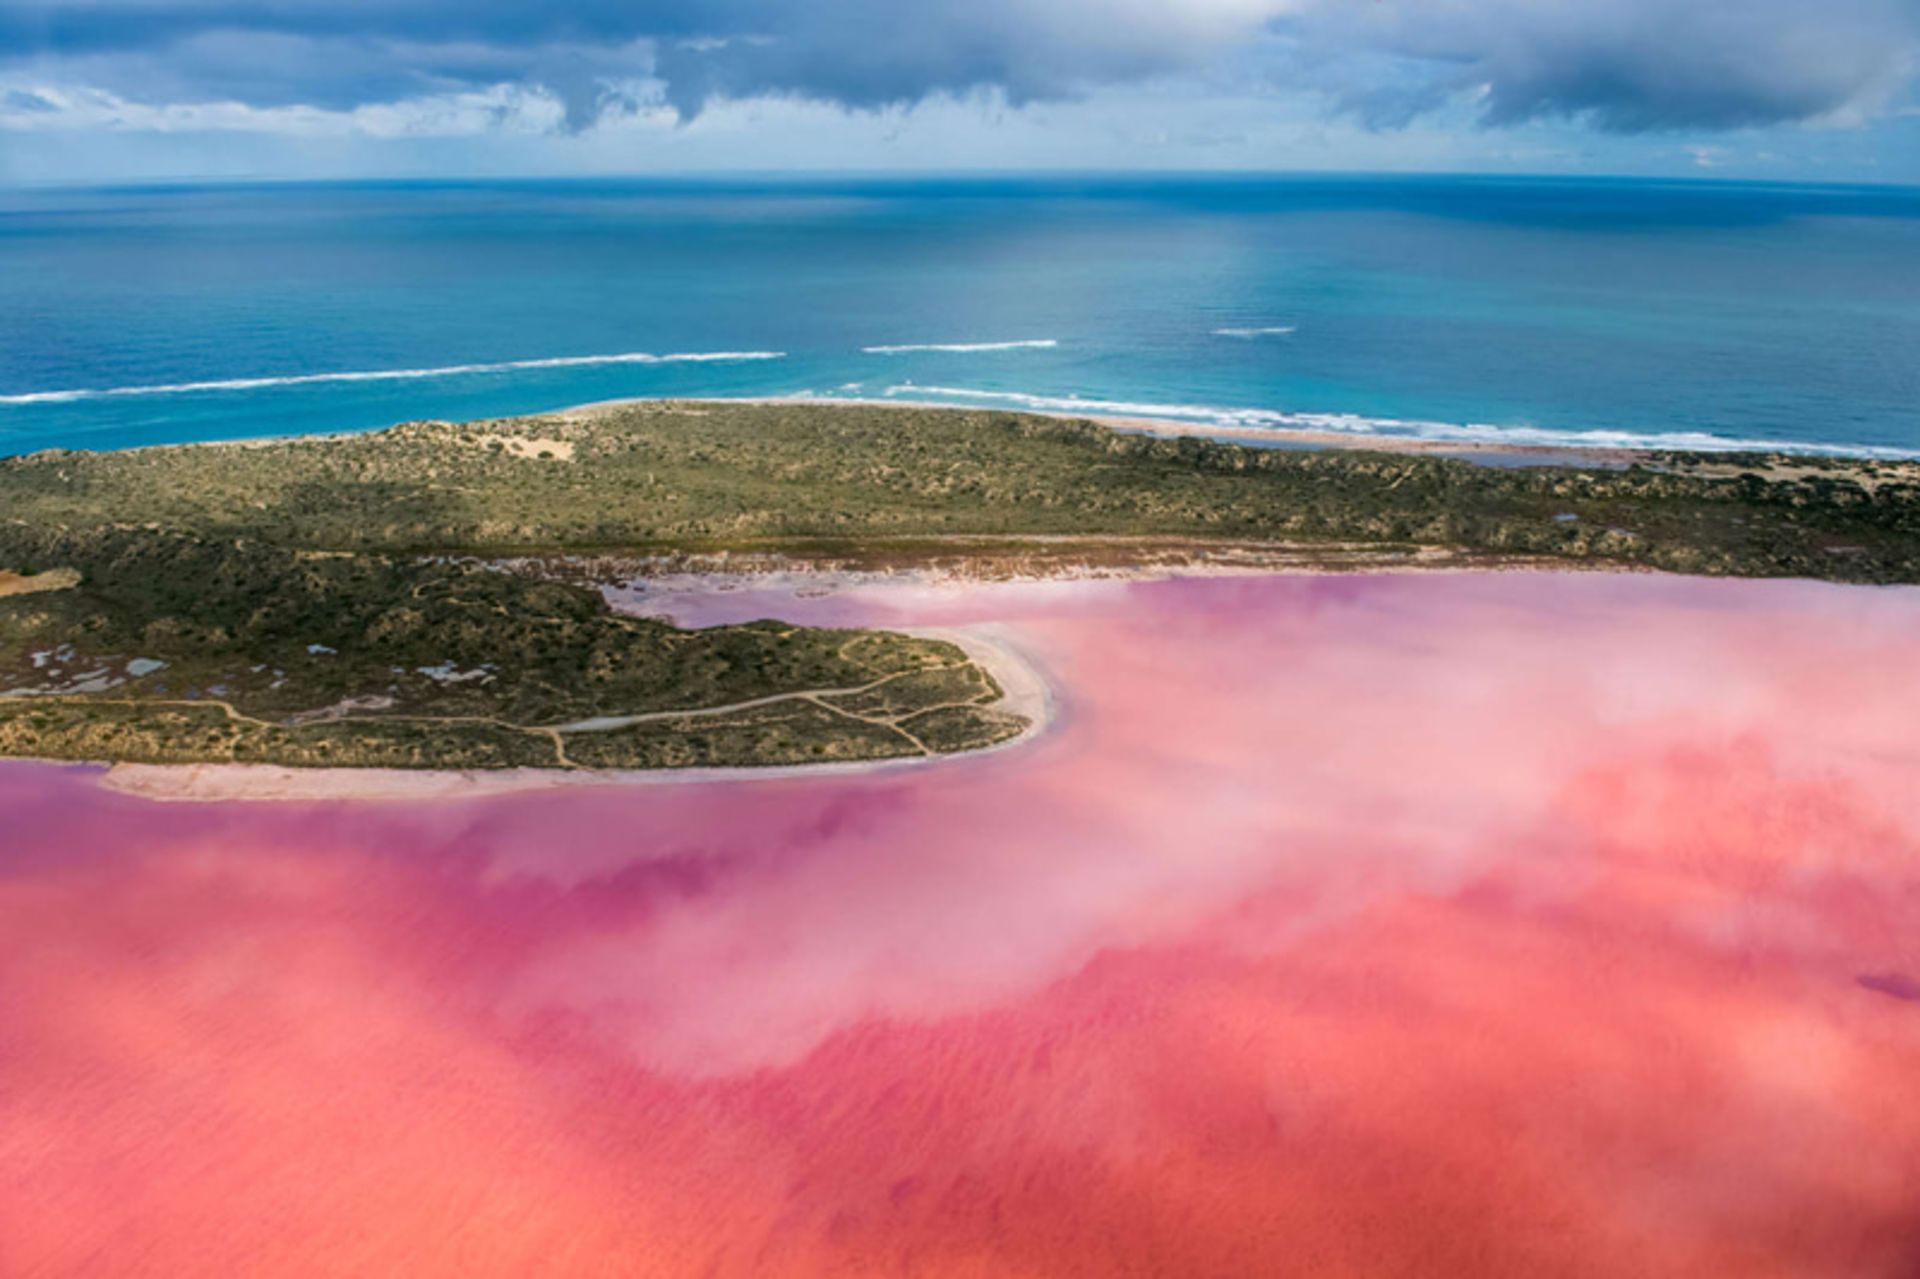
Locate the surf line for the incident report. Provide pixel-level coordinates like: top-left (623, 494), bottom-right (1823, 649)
top-left (0, 350), bottom-right (790, 405)
top-left (861, 340), bottom-right (1059, 354)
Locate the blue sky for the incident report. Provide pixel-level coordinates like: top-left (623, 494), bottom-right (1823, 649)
top-left (3, 0), bottom-right (1918, 184)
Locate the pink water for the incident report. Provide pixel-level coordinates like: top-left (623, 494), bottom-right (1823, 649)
top-left (3, 572), bottom-right (1919, 1276)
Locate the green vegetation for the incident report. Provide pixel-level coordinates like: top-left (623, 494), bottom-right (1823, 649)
top-left (0, 523), bottom-right (1020, 771)
top-left (1, 399), bottom-right (1915, 772)
top-left (5, 400), bottom-right (1915, 579)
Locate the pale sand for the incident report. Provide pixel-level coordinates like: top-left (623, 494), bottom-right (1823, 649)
top-left (1078, 412), bottom-right (1642, 465)
top-left (0, 567), bottom-right (82, 598)
top-left (93, 621), bottom-right (1054, 804)
top-left (472, 433), bottom-right (576, 461)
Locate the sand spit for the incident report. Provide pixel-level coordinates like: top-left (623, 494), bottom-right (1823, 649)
top-left (93, 622), bottom-right (1053, 804)
top-left (912, 623), bottom-right (1053, 737)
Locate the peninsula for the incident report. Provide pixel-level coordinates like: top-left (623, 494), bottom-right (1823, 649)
top-left (3, 399), bottom-right (1916, 772)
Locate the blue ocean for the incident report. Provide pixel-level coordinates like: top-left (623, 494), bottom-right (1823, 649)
top-left (2, 175), bottom-right (1917, 458)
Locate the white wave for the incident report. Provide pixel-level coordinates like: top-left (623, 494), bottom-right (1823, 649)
top-left (880, 384), bottom-right (1916, 460)
top-left (861, 340), bottom-right (1058, 354)
top-left (1212, 326), bottom-right (1297, 338)
top-left (0, 350), bottom-right (788, 406)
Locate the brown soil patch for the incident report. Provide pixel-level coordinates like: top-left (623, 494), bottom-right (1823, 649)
top-left (0, 567), bottom-right (81, 598)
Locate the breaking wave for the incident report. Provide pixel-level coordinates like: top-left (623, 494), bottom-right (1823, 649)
top-left (862, 340), bottom-right (1059, 354)
top-left (1212, 326), bottom-right (1297, 338)
top-left (0, 350), bottom-right (789, 406)
top-left (879, 384), bottom-right (1914, 460)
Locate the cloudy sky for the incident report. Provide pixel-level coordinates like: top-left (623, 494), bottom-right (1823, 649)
top-left (2, 0), bottom-right (1918, 183)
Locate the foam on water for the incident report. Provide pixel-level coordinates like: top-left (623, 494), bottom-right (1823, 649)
top-left (861, 340), bottom-right (1059, 354)
top-left (0, 350), bottom-right (789, 406)
top-left (881, 383), bottom-right (1916, 459)
top-left (4, 179), bottom-right (1918, 457)
top-left (3, 179), bottom-right (1920, 455)
top-left (1212, 326), bottom-right (1297, 338)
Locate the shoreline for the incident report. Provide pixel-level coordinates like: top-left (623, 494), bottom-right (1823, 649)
top-left (553, 394), bottom-right (1920, 470)
top-left (556, 394), bottom-right (1656, 468)
top-left (577, 551), bottom-right (1651, 617)
top-left (20, 392), bottom-right (1912, 470)
top-left (81, 619), bottom-right (1055, 804)
top-left (7, 396), bottom-right (1912, 801)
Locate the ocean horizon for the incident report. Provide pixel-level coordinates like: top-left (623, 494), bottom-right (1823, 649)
top-left (3, 173), bottom-right (1918, 458)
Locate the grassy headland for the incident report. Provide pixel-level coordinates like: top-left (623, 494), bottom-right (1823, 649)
top-left (2, 400), bottom-right (1915, 771)
top-left (7, 399), bottom-right (1916, 576)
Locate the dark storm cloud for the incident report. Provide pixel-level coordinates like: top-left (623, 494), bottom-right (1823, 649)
top-left (0, 1), bottom-right (1239, 121)
top-left (1303, 0), bottom-right (1920, 132)
top-left (1, 0), bottom-right (1916, 133)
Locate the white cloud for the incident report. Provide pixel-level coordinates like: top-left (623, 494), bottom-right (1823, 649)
top-left (0, 79), bottom-right (573, 136)
top-left (3, 0), bottom-right (1915, 135)
top-left (2, 0), bottom-right (1918, 182)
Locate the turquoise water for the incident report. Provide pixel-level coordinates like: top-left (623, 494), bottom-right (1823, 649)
top-left (2, 175), bottom-right (1917, 457)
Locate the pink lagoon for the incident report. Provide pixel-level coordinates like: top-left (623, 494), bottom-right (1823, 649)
top-left (4, 570), bottom-right (1920, 1277)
